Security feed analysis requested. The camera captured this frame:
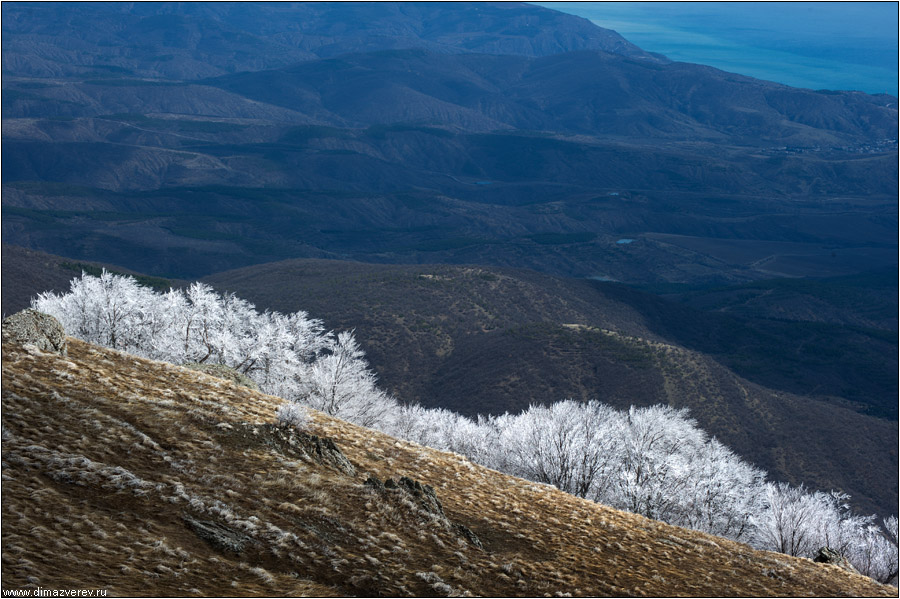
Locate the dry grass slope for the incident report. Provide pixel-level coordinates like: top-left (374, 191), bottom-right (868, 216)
top-left (1, 336), bottom-right (893, 597)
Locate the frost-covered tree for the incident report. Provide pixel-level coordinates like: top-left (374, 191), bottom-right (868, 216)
top-left (277, 401), bottom-right (311, 431)
top-left (492, 400), bottom-right (622, 501)
top-left (849, 517), bottom-right (899, 585)
top-left (754, 484), bottom-right (875, 560)
top-left (390, 395), bottom-right (894, 572)
top-left (756, 482), bottom-right (824, 557)
top-left (294, 330), bottom-right (397, 428)
top-left (389, 404), bottom-right (497, 461)
top-left (33, 272), bottom-right (388, 427)
top-left (755, 483), bottom-right (898, 584)
top-left (34, 269), bottom-right (155, 352)
top-left (675, 439), bottom-right (765, 542)
top-left (612, 405), bottom-right (704, 522)
top-left (866, 516), bottom-right (899, 585)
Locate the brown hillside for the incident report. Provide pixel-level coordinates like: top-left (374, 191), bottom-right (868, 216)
top-left (1, 336), bottom-right (893, 597)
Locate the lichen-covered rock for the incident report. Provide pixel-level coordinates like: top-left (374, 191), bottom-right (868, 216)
top-left (183, 514), bottom-right (253, 553)
top-left (391, 476), bottom-right (445, 517)
top-left (371, 475), bottom-right (483, 549)
top-left (814, 547), bottom-right (859, 574)
top-left (223, 422), bottom-right (356, 476)
top-left (2, 309), bottom-right (67, 355)
top-left (183, 362), bottom-right (260, 391)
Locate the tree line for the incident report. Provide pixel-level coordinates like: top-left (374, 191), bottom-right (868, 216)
top-left (33, 271), bottom-right (898, 584)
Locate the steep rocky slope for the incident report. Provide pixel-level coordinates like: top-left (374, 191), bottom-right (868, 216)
top-left (1, 334), bottom-right (893, 597)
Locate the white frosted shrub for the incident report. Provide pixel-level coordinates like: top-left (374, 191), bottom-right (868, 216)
top-left (276, 401), bottom-right (310, 431)
top-left (33, 271), bottom-right (393, 428)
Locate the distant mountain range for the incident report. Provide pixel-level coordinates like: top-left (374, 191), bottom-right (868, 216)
top-left (3, 2), bottom-right (897, 283)
top-left (1, 1), bottom-right (657, 79)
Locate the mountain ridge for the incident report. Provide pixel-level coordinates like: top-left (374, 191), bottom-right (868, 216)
top-left (3, 3), bottom-right (896, 285)
top-left (1, 1), bottom-right (658, 80)
top-left (4, 244), bottom-right (894, 516)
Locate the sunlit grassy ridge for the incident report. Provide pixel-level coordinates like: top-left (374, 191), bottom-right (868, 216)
top-left (1, 336), bottom-right (893, 596)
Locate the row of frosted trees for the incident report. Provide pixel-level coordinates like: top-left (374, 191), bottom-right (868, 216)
top-left (32, 271), bottom-right (898, 584)
top-left (392, 400), bottom-right (898, 583)
top-left (33, 271), bottom-right (396, 428)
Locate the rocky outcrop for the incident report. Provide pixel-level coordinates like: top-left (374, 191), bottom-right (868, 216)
top-left (1, 309), bottom-right (67, 355)
top-left (300, 433), bottom-right (356, 476)
top-left (222, 422), bottom-right (356, 476)
top-left (368, 475), bottom-right (483, 549)
top-left (183, 363), bottom-right (260, 391)
top-left (183, 514), bottom-right (253, 553)
top-left (386, 476), bottom-right (445, 516)
top-left (814, 547), bottom-right (860, 574)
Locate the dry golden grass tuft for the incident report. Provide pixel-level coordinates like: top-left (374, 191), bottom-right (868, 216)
top-left (2, 337), bottom-right (894, 597)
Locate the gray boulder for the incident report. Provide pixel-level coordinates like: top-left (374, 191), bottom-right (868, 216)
top-left (370, 475), bottom-right (483, 549)
top-left (2, 309), bottom-right (67, 355)
top-left (813, 547), bottom-right (859, 574)
top-left (183, 514), bottom-right (253, 553)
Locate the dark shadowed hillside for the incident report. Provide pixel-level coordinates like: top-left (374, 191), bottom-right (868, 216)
top-left (3, 131), bottom-right (895, 281)
top-left (206, 48), bottom-right (896, 142)
top-left (203, 258), bottom-right (898, 518)
top-left (661, 268), bottom-right (899, 331)
top-left (0, 243), bottom-right (182, 317)
top-left (2, 334), bottom-right (894, 596)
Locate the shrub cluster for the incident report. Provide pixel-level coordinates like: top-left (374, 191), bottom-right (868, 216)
top-left (388, 400), bottom-right (898, 584)
top-left (33, 270), bottom-right (396, 427)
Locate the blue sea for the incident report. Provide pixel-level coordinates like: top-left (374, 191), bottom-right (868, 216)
top-left (538, 2), bottom-right (898, 95)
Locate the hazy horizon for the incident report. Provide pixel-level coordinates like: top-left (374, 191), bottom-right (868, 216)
top-left (538, 2), bottom-right (899, 95)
